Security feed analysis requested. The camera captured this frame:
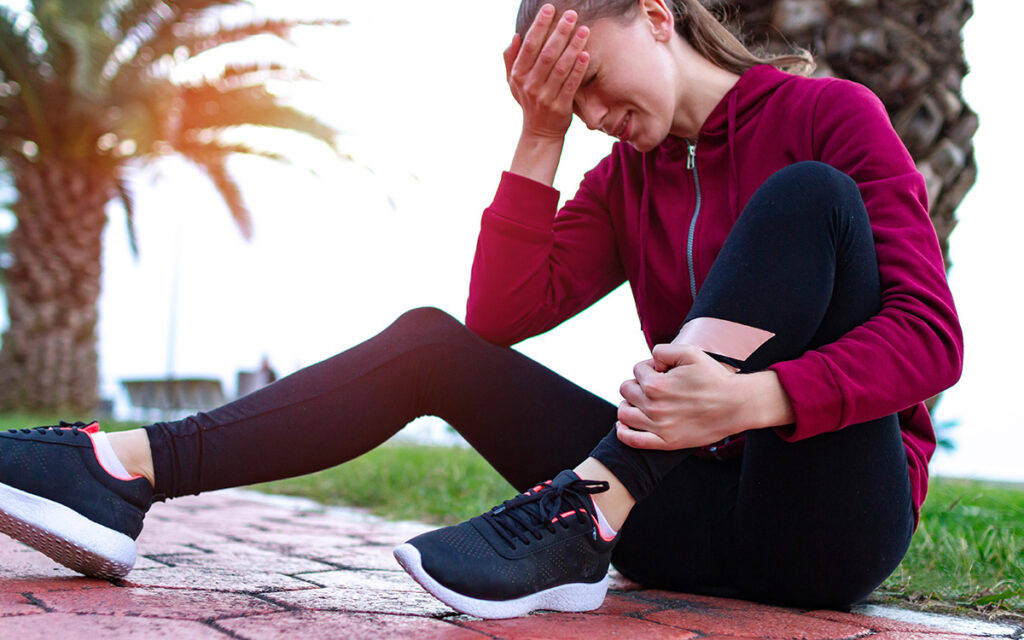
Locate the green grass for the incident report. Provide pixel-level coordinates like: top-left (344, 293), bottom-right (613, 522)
top-left (875, 478), bottom-right (1024, 618)
top-left (0, 413), bottom-right (138, 431)
top-left (253, 443), bottom-right (515, 525)
top-left (2, 412), bottom-right (1022, 618)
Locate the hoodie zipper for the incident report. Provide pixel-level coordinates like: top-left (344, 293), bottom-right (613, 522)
top-left (685, 139), bottom-right (702, 301)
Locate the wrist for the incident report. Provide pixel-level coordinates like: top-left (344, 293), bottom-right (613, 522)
top-left (734, 370), bottom-right (795, 431)
top-left (509, 130), bottom-right (566, 186)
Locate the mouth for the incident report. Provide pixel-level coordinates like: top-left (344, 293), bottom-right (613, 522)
top-left (612, 112), bottom-right (632, 141)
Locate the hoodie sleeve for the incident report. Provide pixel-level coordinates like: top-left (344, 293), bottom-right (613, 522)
top-left (768, 80), bottom-right (963, 440)
top-left (466, 163), bottom-right (626, 347)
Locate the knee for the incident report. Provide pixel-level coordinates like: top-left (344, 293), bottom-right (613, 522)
top-left (769, 161), bottom-right (858, 197)
top-left (389, 307), bottom-right (471, 344)
top-left (761, 161), bottom-right (862, 213)
top-left (749, 161), bottom-right (868, 238)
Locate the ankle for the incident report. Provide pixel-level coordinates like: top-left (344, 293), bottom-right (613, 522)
top-left (107, 430), bottom-right (156, 488)
top-left (573, 458), bottom-right (636, 530)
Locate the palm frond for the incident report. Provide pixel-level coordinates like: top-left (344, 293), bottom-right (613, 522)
top-left (178, 138), bottom-right (287, 163)
top-left (103, 0), bottom-right (250, 85)
top-left (186, 151), bottom-right (251, 238)
top-left (148, 17), bottom-right (346, 64)
top-left (217, 62), bottom-right (312, 86)
top-left (0, 8), bottom-right (53, 150)
top-left (179, 83), bottom-right (337, 150)
top-left (51, 15), bottom-right (115, 100)
top-left (114, 174), bottom-right (139, 257)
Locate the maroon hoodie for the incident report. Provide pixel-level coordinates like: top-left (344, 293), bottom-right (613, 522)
top-left (467, 65), bottom-right (963, 525)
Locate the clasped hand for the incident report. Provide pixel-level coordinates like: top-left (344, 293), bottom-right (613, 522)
top-left (616, 344), bottom-right (747, 451)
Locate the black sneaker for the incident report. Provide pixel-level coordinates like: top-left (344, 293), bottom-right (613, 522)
top-left (393, 470), bottom-right (618, 618)
top-left (0, 421), bottom-right (152, 579)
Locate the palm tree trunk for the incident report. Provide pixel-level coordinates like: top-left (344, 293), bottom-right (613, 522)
top-left (0, 157), bottom-right (111, 412)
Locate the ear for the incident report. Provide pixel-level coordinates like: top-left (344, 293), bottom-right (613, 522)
top-left (638, 0), bottom-right (675, 42)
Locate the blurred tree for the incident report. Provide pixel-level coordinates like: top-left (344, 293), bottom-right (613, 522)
top-left (0, 169), bottom-right (10, 291)
top-left (0, 228), bottom-right (9, 291)
top-left (0, 0), bottom-right (345, 412)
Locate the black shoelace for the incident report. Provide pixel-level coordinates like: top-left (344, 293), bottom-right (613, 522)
top-left (482, 478), bottom-right (610, 549)
top-left (7, 420), bottom-right (90, 436)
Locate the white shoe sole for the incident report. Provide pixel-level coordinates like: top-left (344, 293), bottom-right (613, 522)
top-left (0, 481), bottom-right (136, 579)
top-left (393, 543), bottom-right (608, 619)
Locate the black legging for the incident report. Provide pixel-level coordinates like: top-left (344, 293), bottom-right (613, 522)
top-left (145, 161), bottom-right (914, 609)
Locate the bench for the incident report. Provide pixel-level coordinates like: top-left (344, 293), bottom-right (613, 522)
top-left (121, 378), bottom-right (227, 421)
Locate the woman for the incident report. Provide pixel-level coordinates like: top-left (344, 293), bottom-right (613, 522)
top-left (0, 0), bottom-right (961, 621)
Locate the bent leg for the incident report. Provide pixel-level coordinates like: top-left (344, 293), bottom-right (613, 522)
top-left (144, 307), bottom-right (617, 500)
top-left (592, 161), bottom-right (884, 500)
top-left (603, 162), bottom-right (915, 605)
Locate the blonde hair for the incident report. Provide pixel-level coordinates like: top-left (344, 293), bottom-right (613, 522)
top-left (515, 0), bottom-right (815, 76)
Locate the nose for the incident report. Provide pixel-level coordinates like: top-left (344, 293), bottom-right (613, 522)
top-left (573, 94), bottom-right (606, 132)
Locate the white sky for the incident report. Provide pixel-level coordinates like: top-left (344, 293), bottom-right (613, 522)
top-left (1, 0), bottom-right (1021, 481)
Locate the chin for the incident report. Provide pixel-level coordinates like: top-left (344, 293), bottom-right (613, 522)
top-left (631, 138), bottom-right (659, 153)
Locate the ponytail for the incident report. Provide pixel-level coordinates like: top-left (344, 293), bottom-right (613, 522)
top-left (667, 0), bottom-right (814, 75)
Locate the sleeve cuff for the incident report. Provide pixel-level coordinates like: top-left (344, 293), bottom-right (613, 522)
top-left (769, 355), bottom-right (843, 442)
top-left (486, 171), bottom-right (562, 231)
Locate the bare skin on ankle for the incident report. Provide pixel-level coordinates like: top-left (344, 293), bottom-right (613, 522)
top-left (107, 429), bottom-right (156, 487)
top-left (573, 457), bottom-right (636, 530)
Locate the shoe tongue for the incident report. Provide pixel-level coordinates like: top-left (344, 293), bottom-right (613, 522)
top-left (81, 422), bottom-right (101, 434)
top-left (550, 469), bottom-right (582, 490)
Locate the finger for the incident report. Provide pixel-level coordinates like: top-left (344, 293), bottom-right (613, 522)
top-left (555, 47), bottom-right (589, 109)
top-left (550, 23), bottom-right (588, 84)
top-left (652, 343), bottom-right (704, 368)
top-left (503, 34), bottom-right (522, 79)
top-left (531, 10), bottom-right (579, 84)
top-left (618, 378), bottom-right (645, 408)
top-left (616, 422), bottom-right (671, 450)
top-left (617, 401), bottom-right (654, 431)
top-left (512, 4), bottom-right (557, 78)
top-left (632, 359), bottom-right (660, 390)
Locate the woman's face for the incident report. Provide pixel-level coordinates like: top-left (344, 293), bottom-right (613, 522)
top-left (573, 13), bottom-right (679, 151)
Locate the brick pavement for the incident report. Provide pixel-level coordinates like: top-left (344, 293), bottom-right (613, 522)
top-left (1, 489), bottom-right (1019, 639)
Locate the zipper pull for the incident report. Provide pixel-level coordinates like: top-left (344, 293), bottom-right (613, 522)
top-left (686, 141), bottom-right (697, 171)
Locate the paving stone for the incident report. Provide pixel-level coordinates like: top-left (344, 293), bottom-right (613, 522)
top-left (35, 587), bottom-right (282, 620)
top-left (0, 540), bottom-right (103, 579)
top-left (130, 555), bottom-right (167, 570)
top-left (0, 612), bottom-right (230, 638)
top-left (292, 568), bottom-right (420, 591)
top-left (224, 531), bottom-right (364, 551)
top-left (4, 489), bottom-right (1022, 639)
top-left (644, 606), bottom-right (871, 639)
top-left (867, 633), bottom-right (994, 640)
top-left (457, 612), bottom-right (698, 639)
top-left (264, 586), bottom-right (455, 617)
top-left (0, 575), bottom-right (117, 595)
top-left (162, 542), bottom-right (334, 573)
top-left (123, 567), bottom-right (316, 592)
top-left (0, 591), bottom-right (40, 617)
top-left (592, 592), bottom-right (663, 616)
top-left (851, 605), bottom-right (1020, 637)
top-left (218, 610), bottom-right (485, 639)
top-left (137, 541), bottom-right (212, 556)
top-left (808, 609), bottom-right (967, 634)
top-left (316, 544), bottom-right (405, 571)
top-left (634, 590), bottom-right (783, 611)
